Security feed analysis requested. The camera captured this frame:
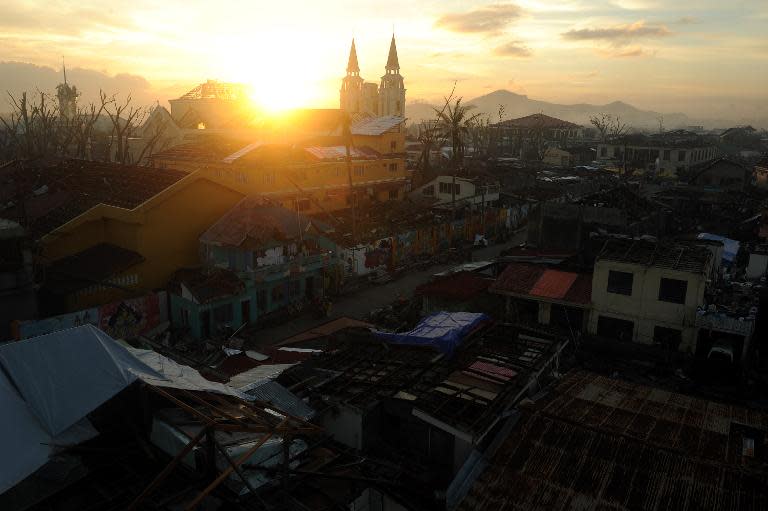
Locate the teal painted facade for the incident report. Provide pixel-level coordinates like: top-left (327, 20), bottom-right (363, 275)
top-left (170, 248), bottom-right (334, 339)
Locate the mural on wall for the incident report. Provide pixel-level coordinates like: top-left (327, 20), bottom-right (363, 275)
top-left (14, 291), bottom-right (168, 340)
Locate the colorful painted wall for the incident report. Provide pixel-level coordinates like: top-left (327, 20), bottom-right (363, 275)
top-left (13, 291), bottom-right (168, 340)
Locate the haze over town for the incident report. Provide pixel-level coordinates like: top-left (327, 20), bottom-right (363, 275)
top-left (1, 0), bottom-right (766, 127)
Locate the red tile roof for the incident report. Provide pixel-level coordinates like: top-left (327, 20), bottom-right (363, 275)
top-left (415, 271), bottom-right (493, 301)
top-left (490, 262), bottom-right (592, 305)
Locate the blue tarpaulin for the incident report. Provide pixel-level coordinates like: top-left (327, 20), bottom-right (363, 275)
top-left (374, 311), bottom-right (490, 355)
top-left (697, 233), bottom-right (740, 264)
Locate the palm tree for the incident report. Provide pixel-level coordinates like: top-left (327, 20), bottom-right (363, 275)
top-left (434, 97), bottom-right (482, 170)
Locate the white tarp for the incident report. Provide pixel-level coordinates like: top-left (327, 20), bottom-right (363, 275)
top-left (128, 347), bottom-right (247, 399)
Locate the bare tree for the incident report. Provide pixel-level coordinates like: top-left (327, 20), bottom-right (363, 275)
top-left (104, 93), bottom-right (147, 163)
top-left (416, 120), bottom-right (443, 173)
top-left (609, 115), bottom-right (628, 139)
top-left (468, 116), bottom-right (492, 159)
top-left (589, 113), bottom-right (611, 142)
top-left (134, 110), bottom-right (171, 165)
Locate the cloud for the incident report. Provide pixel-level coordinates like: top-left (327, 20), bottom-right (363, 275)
top-left (0, 61), bottom-right (158, 109)
top-left (435, 4), bottom-right (523, 35)
top-left (493, 41), bottom-right (532, 58)
top-left (674, 16), bottom-right (698, 25)
top-left (562, 21), bottom-right (671, 46)
top-left (598, 47), bottom-right (657, 58)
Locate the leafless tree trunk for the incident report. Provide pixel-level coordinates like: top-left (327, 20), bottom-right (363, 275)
top-left (105, 93), bottom-right (147, 164)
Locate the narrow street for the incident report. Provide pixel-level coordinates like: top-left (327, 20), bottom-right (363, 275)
top-left (247, 228), bottom-right (527, 346)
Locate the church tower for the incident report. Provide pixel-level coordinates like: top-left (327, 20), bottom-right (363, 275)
top-left (378, 34), bottom-right (405, 117)
top-left (340, 39), bottom-right (364, 114)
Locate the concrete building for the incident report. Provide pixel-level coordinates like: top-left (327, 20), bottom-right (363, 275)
top-left (340, 35), bottom-right (405, 118)
top-left (589, 238), bottom-right (714, 353)
top-left (410, 175), bottom-right (500, 208)
top-left (0, 219), bottom-right (36, 340)
top-left (596, 130), bottom-right (719, 177)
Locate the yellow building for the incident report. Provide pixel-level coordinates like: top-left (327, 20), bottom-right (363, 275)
top-left (588, 239), bottom-right (714, 353)
top-left (151, 112), bottom-right (409, 214)
top-left (9, 160), bottom-right (244, 313)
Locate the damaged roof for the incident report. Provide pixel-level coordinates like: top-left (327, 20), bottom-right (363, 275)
top-left (598, 238), bottom-right (713, 274)
top-left (457, 369), bottom-right (768, 511)
top-left (168, 267), bottom-right (244, 304)
top-left (351, 115), bottom-right (404, 136)
top-left (200, 196), bottom-right (320, 249)
top-left (304, 145), bottom-right (381, 161)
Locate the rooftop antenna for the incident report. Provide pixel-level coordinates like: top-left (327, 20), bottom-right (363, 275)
top-left (62, 56), bottom-right (67, 85)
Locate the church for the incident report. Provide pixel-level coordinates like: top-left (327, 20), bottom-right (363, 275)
top-left (340, 36), bottom-right (405, 117)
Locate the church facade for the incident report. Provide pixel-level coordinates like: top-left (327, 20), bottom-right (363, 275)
top-left (340, 36), bottom-right (405, 118)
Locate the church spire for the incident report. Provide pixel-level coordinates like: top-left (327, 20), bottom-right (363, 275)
top-left (385, 34), bottom-right (400, 72)
top-left (346, 38), bottom-right (360, 74)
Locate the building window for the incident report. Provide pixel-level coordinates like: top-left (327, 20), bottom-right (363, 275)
top-left (388, 189), bottom-right (398, 200)
top-left (607, 270), bottom-right (633, 295)
top-left (290, 280), bottom-right (300, 298)
top-left (422, 185), bottom-right (434, 196)
top-left (600, 147), bottom-right (607, 157)
top-left (180, 308), bottom-right (190, 327)
top-left (297, 198), bottom-right (311, 211)
top-left (596, 315), bottom-right (634, 342)
top-left (439, 182), bottom-right (460, 195)
top-left (658, 278), bottom-right (687, 304)
top-left (390, 140), bottom-right (397, 152)
top-left (678, 150), bottom-right (686, 162)
top-left (388, 163), bottom-right (397, 172)
top-left (354, 165), bottom-right (364, 176)
top-left (213, 303), bottom-right (233, 324)
top-left (653, 326), bottom-right (682, 350)
top-left (663, 149), bottom-right (671, 161)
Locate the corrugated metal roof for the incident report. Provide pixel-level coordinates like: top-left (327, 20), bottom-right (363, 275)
top-left (350, 115), bottom-right (404, 136)
top-left (304, 145), bottom-right (381, 160)
top-left (240, 380), bottom-right (314, 420)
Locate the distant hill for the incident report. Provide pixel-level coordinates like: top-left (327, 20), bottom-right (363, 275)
top-left (407, 90), bottom-right (694, 130)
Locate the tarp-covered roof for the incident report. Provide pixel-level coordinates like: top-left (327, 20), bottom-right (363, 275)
top-left (697, 232), bottom-right (739, 263)
top-left (374, 311), bottom-right (490, 355)
top-left (490, 263), bottom-right (592, 305)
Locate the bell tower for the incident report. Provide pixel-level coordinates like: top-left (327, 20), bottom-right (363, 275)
top-left (340, 39), bottom-right (364, 114)
top-left (378, 34), bottom-right (405, 117)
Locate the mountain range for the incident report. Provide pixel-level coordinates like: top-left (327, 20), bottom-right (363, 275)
top-left (405, 90), bottom-right (759, 131)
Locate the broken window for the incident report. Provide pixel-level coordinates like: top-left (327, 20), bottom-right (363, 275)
top-left (663, 149), bottom-right (671, 161)
top-left (658, 278), bottom-right (687, 304)
top-left (607, 270), bottom-right (633, 295)
top-left (678, 150), bottom-right (686, 161)
top-left (388, 189), bottom-right (398, 200)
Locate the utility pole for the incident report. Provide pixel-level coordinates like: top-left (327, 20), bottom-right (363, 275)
top-left (343, 113), bottom-right (357, 244)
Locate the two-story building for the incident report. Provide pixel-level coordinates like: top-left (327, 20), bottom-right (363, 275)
top-left (168, 197), bottom-right (336, 339)
top-left (589, 238), bottom-right (714, 353)
top-left (596, 131), bottom-right (719, 177)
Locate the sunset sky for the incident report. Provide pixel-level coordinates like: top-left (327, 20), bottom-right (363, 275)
top-left (0, 0), bottom-right (766, 118)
